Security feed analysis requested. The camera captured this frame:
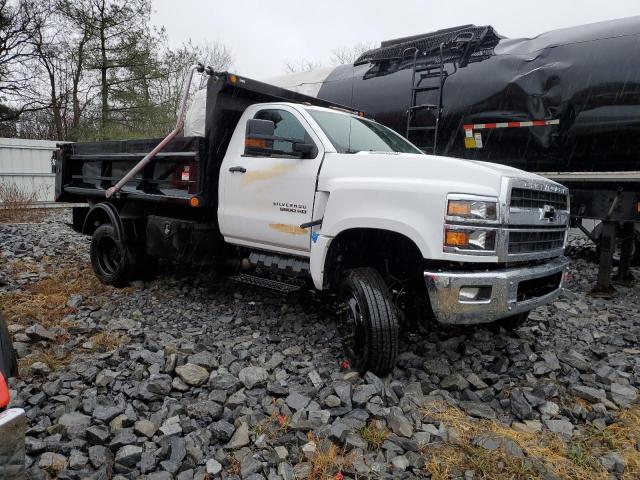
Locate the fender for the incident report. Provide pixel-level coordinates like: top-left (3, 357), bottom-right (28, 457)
top-left (309, 224), bottom-right (427, 291)
top-left (82, 202), bottom-right (126, 241)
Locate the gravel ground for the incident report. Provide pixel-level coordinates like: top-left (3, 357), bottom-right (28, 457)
top-left (1, 210), bottom-right (639, 480)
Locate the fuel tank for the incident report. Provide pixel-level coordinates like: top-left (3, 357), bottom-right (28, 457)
top-left (268, 17), bottom-right (640, 174)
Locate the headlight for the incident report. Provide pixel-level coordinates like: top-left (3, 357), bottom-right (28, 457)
top-left (444, 227), bottom-right (497, 252)
top-left (447, 198), bottom-right (498, 222)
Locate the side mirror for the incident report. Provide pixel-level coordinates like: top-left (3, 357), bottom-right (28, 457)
top-left (245, 119), bottom-right (275, 156)
top-left (293, 142), bottom-right (316, 157)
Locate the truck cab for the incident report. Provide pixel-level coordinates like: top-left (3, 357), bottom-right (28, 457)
top-left (55, 70), bottom-right (570, 375)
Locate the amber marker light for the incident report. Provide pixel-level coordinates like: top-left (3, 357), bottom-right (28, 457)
top-left (445, 229), bottom-right (469, 247)
top-left (447, 200), bottom-right (471, 217)
top-left (245, 138), bottom-right (267, 149)
top-left (190, 196), bottom-right (200, 207)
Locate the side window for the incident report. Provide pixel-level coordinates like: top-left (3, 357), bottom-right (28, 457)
top-left (253, 109), bottom-right (314, 157)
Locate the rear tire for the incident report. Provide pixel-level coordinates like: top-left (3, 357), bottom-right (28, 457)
top-left (495, 311), bottom-right (530, 331)
top-left (90, 224), bottom-right (133, 287)
top-left (338, 268), bottom-right (399, 376)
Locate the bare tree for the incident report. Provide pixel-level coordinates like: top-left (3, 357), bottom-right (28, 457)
top-left (283, 58), bottom-right (324, 74)
top-left (59, 0), bottom-right (95, 140)
top-left (147, 38), bottom-right (233, 135)
top-left (28, 0), bottom-right (68, 139)
top-left (0, 0), bottom-right (233, 140)
top-left (330, 41), bottom-right (376, 65)
top-left (0, 0), bottom-right (39, 121)
top-left (282, 41), bottom-right (378, 74)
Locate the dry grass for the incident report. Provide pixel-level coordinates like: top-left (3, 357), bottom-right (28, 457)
top-left (18, 348), bottom-right (72, 373)
top-left (307, 433), bottom-right (353, 480)
top-left (0, 180), bottom-right (48, 223)
top-left (359, 421), bottom-right (389, 450)
top-left (88, 331), bottom-right (128, 352)
top-left (0, 265), bottom-right (109, 330)
top-left (1, 264), bottom-right (113, 376)
top-left (425, 443), bottom-right (538, 480)
top-left (421, 400), bottom-right (640, 479)
top-left (227, 456), bottom-right (241, 476)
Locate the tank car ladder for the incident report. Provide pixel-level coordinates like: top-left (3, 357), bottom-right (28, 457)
top-left (405, 43), bottom-right (446, 155)
top-left (403, 27), bottom-right (491, 155)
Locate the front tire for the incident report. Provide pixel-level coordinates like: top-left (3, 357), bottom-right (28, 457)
top-left (338, 268), bottom-right (399, 376)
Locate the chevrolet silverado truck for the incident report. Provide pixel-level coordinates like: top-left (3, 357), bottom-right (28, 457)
top-left (54, 66), bottom-right (570, 375)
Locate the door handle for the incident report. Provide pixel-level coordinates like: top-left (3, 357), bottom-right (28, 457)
top-left (228, 166), bottom-right (247, 173)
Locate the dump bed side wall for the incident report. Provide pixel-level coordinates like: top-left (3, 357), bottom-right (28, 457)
top-left (55, 136), bottom-right (208, 206)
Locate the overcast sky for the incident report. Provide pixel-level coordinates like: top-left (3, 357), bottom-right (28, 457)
top-left (151, 0), bottom-right (640, 79)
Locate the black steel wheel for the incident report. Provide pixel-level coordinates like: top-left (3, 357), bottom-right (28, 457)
top-left (90, 224), bottom-right (131, 286)
top-left (338, 268), bottom-right (399, 376)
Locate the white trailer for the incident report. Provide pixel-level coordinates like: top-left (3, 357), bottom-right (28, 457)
top-left (0, 138), bottom-right (60, 206)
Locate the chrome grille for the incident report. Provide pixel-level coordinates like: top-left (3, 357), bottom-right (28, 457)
top-left (510, 188), bottom-right (567, 210)
top-left (508, 230), bottom-right (565, 255)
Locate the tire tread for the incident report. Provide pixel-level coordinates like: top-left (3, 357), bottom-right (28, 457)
top-left (343, 267), bottom-right (399, 375)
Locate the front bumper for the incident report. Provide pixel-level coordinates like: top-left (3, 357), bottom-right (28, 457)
top-left (424, 256), bottom-right (569, 325)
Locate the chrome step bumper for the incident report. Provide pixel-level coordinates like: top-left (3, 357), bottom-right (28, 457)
top-left (424, 256), bottom-right (569, 325)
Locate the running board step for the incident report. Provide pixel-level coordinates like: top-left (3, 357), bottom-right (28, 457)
top-left (249, 252), bottom-right (310, 278)
top-left (229, 273), bottom-right (301, 294)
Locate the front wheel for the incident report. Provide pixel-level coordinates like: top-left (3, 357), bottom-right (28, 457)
top-left (338, 268), bottom-right (399, 376)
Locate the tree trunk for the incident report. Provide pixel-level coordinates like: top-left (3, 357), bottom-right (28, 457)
top-left (71, 32), bottom-right (89, 141)
top-left (99, 1), bottom-right (108, 139)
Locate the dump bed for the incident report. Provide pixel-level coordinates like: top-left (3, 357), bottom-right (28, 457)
top-left (55, 71), bottom-right (351, 209)
top-left (55, 136), bottom-right (207, 205)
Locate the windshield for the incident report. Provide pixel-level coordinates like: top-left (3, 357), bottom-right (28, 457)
top-left (308, 110), bottom-right (423, 154)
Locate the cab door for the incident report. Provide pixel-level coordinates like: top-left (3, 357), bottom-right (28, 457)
top-left (220, 106), bottom-right (323, 254)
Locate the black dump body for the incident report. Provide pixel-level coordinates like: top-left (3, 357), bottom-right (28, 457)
top-left (316, 17), bottom-right (640, 175)
top-left (55, 137), bottom-right (208, 206)
top-left (55, 72), bottom-right (348, 211)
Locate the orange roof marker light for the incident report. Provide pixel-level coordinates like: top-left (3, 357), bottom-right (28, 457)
top-left (229, 74), bottom-right (238, 84)
top-left (190, 196), bottom-right (200, 208)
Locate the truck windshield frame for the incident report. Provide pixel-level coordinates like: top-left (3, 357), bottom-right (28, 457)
top-left (307, 109), bottom-right (423, 155)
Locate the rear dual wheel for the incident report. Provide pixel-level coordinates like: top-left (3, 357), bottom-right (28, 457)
top-left (90, 224), bottom-right (156, 286)
top-left (338, 268), bottom-right (399, 376)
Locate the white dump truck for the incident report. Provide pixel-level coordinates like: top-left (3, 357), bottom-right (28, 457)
top-left (55, 67), bottom-right (570, 374)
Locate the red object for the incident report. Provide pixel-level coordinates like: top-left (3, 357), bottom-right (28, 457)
top-left (340, 360), bottom-right (350, 370)
top-left (0, 371), bottom-right (9, 408)
top-left (335, 473), bottom-right (344, 480)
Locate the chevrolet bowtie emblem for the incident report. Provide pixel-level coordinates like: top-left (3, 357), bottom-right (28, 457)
top-left (542, 205), bottom-right (556, 220)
